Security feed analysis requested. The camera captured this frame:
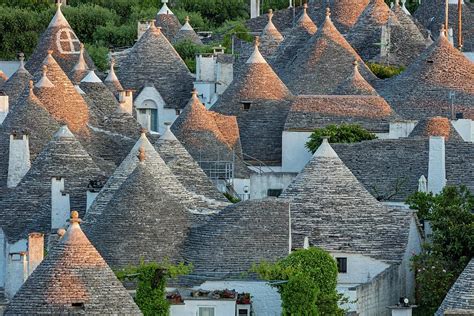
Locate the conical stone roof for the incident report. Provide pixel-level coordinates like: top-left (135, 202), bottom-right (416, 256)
top-left (271, 3), bottom-right (317, 75)
top-left (4, 212), bottom-right (142, 316)
top-left (379, 29), bottom-right (474, 120)
top-left (155, 3), bottom-right (182, 40)
top-left (0, 81), bottom-right (60, 188)
top-left (116, 24), bottom-right (193, 109)
top-left (0, 126), bottom-right (104, 243)
top-left (79, 71), bottom-right (119, 122)
top-left (0, 53), bottom-right (33, 110)
top-left (173, 16), bottom-right (203, 45)
top-left (83, 150), bottom-right (192, 268)
top-left (104, 58), bottom-right (123, 96)
top-left (155, 124), bottom-right (227, 202)
top-left (408, 116), bottom-right (464, 141)
top-left (284, 8), bottom-right (377, 95)
top-left (329, 0), bottom-right (370, 34)
top-left (32, 52), bottom-right (90, 133)
top-left (70, 43), bottom-right (89, 84)
top-left (334, 60), bottom-right (379, 95)
top-left (25, 3), bottom-right (95, 76)
top-left (259, 9), bottom-right (284, 57)
top-left (280, 139), bottom-right (413, 263)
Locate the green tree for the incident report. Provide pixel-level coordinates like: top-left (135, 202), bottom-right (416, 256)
top-left (173, 40), bottom-right (213, 72)
top-left (252, 247), bottom-right (345, 316)
top-left (305, 124), bottom-right (377, 154)
top-left (116, 261), bottom-right (193, 316)
top-left (408, 186), bottom-right (474, 315)
top-left (367, 62), bottom-right (405, 79)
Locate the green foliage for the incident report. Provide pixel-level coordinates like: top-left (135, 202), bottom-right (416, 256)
top-left (408, 186), bottom-right (474, 315)
top-left (223, 192), bottom-right (241, 203)
top-left (252, 247), bottom-right (345, 316)
top-left (174, 9), bottom-right (210, 31)
top-left (213, 20), bottom-right (253, 52)
top-left (305, 124), bottom-right (377, 154)
top-left (84, 43), bottom-right (108, 71)
top-left (367, 62), bottom-right (405, 79)
top-left (175, 0), bottom-right (249, 27)
top-left (93, 22), bottom-right (136, 48)
top-left (261, 0), bottom-right (291, 12)
top-left (173, 40), bottom-right (213, 72)
top-left (116, 261), bottom-right (193, 316)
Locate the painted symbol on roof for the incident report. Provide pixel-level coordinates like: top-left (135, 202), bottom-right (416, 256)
top-left (56, 28), bottom-right (81, 54)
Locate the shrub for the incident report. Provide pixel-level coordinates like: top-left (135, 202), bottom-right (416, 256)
top-left (367, 62), bottom-right (405, 79)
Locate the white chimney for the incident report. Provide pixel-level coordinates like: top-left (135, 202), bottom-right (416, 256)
top-left (27, 233), bottom-right (44, 276)
top-left (119, 90), bottom-right (133, 115)
top-left (250, 0), bottom-right (260, 18)
top-left (51, 177), bottom-right (70, 230)
top-left (5, 252), bottom-right (28, 299)
top-left (86, 190), bottom-right (99, 211)
top-left (0, 93), bottom-right (9, 124)
top-left (428, 136), bottom-right (446, 194)
top-left (447, 27), bottom-right (454, 45)
top-left (7, 132), bottom-right (31, 188)
top-left (418, 175), bottom-right (427, 193)
top-left (303, 237), bottom-right (310, 249)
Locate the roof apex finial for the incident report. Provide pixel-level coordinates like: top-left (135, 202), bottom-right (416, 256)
top-left (191, 88), bottom-right (199, 97)
top-left (18, 52), bottom-right (25, 70)
top-left (138, 146), bottom-right (146, 162)
top-left (440, 24), bottom-right (446, 37)
top-left (70, 210), bottom-right (81, 224)
top-left (268, 9), bottom-right (274, 20)
top-left (303, 2), bottom-right (308, 11)
top-left (185, 15), bottom-right (190, 23)
top-left (255, 35), bottom-right (260, 48)
top-left (150, 19), bottom-right (157, 30)
top-left (326, 7), bottom-right (331, 18)
top-left (353, 59), bottom-right (359, 68)
top-left (29, 80), bottom-right (34, 94)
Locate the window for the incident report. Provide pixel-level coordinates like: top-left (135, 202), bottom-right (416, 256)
top-left (199, 307), bottom-right (215, 316)
top-left (242, 101), bottom-right (252, 111)
top-left (137, 101), bottom-right (159, 133)
top-left (56, 28), bottom-right (81, 54)
top-left (267, 189), bottom-right (283, 197)
top-left (238, 309), bottom-right (249, 316)
top-left (336, 257), bottom-right (347, 273)
top-left (175, 109), bottom-right (181, 115)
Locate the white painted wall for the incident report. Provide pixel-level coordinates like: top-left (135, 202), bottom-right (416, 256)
top-left (5, 239), bottom-right (27, 299)
top-left (452, 119), bottom-right (474, 142)
top-left (428, 136), bottom-right (446, 194)
top-left (7, 134), bottom-right (31, 188)
top-left (51, 177), bottom-right (70, 230)
top-left (215, 61), bottom-right (233, 95)
top-left (0, 95), bottom-right (8, 125)
top-left (134, 86), bottom-right (177, 135)
top-left (249, 172), bottom-right (296, 199)
top-left (196, 55), bottom-right (215, 82)
top-left (250, 0), bottom-right (260, 18)
top-left (27, 233), bottom-right (44, 276)
top-left (332, 253), bottom-right (390, 286)
top-left (170, 298), bottom-right (236, 316)
top-left (86, 191), bottom-right (99, 211)
top-left (388, 121), bottom-right (417, 139)
top-left (194, 81), bottom-right (215, 108)
top-left (198, 281), bottom-right (282, 316)
top-left (400, 216), bottom-right (422, 301)
top-left (232, 178), bottom-right (251, 201)
top-left (0, 229), bottom-right (6, 288)
top-left (282, 131), bottom-right (313, 173)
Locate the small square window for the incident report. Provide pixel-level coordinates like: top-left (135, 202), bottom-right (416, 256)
top-left (175, 109), bottom-right (181, 115)
top-left (267, 189), bottom-right (282, 197)
top-left (239, 309), bottom-right (249, 316)
top-left (336, 257), bottom-right (347, 273)
top-left (242, 102), bottom-right (252, 111)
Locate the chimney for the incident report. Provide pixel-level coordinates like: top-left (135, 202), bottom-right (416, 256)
top-left (7, 132), bottom-right (31, 188)
top-left (250, 0), bottom-right (260, 18)
top-left (5, 252), bottom-right (28, 298)
top-left (119, 90), bottom-right (133, 114)
top-left (303, 237), bottom-right (310, 249)
top-left (447, 27), bottom-right (454, 44)
top-left (0, 93), bottom-right (8, 124)
top-left (51, 177), bottom-right (70, 230)
top-left (418, 175), bottom-right (427, 193)
top-left (428, 136), bottom-right (446, 194)
top-left (27, 233), bottom-right (44, 276)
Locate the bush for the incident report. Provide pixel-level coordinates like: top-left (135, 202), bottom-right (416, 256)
top-left (252, 247), bottom-right (344, 315)
top-left (175, 0), bottom-right (249, 27)
top-left (85, 43), bottom-right (108, 71)
top-left (305, 124), bottom-right (377, 154)
top-left (174, 9), bottom-right (210, 31)
top-left (173, 40), bottom-right (213, 72)
top-left (367, 62), bottom-right (405, 79)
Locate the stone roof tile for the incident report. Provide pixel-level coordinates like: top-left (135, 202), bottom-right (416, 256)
top-left (408, 117), bottom-right (464, 141)
top-left (173, 16), bottom-right (203, 45)
top-left (0, 53), bottom-right (32, 109)
top-left (155, 4), bottom-right (182, 39)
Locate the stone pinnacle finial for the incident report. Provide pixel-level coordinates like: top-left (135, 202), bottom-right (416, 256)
top-left (47, 50), bottom-right (53, 56)
top-left (70, 210), bottom-right (81, 224)
top-left (138, 146), bottom-right (146, 162)
top-left (254, 36), bottom-right (260, 48)
top-left (303, 2), bottom-right (308, 11)
top-left (268, 9), bottom-right (274, 20)
top-left (56, 0), bottom-right (62, 9)
top-left (29, 80), bottom-right (34, 93)
top-left (185, 16), bottom-right (190, 23)
top-left (42, 65), bottom-right (48, 76)
top-left (353, 59), bottom-right (359, 68)
top-left (326, 7), bottom-right (331, 18)
top-left (440, 24), bottom-right (446, 37)
top-left (140, 127), bottom-right (147, 135)
top-left (395, 0), bottom-right (400, 6)
top-left (18, 52), bottom-right (25, 69)
top-left (110, 57), bottom-right (115, 67)
top-left (191, 88), bottom-right (199, 97)
top-left (57, 228), bottom-right (66, 238)
top-left (150, 20), bottom-right (157, 30)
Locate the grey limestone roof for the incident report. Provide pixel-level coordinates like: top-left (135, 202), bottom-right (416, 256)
top-left (85, 132), bottom-right (228, 227)
top-left (104, 58), bottom-right (123, 97)
top-left (116, 23), bottom-right (194, 109)
top-left (334, 60), bottom-right (379, 95)
top-left (0, 55), bottom-right (33, 110)
top-left (69, 44), bottom-right (89, 84)
top-left (284, 95), bottom-right (396, 133)
top-left (155, 3), bottom-right (182, 40)
top-left (377, 31), bottom-right (474, 120)
top-left (414, 0), bottom-right (474, 52)
top-left (332, 136), bottom-right (474, 202)
top-left (270, 4), bottom-right (317, 75)
top-left (0, 82), bottom-right (60, 188)
top-left (154, 125), bottom-right (227, 202)
top-left (32, 52), bottom-right (90, 134)
top-left (435, 258), bottom-right (474, 316)
top-left (325, 0), bottom-right (371, 34)
top-left (25, 3), bottom-right (95, 76)
top-left (212, 41), bottom-right (293, 164)
top-left (83, 155), bottom-right (192, 268)
top-left (171, 91), bottom-right (249, 177)
top-left (283, 9), bottom-right (377, 95)
top-left (182, 198), bottom-right (290, 283)
top-left (280, 139), bottom-right (413, 263)
top-left (408, 116), bottom-right (464, 141)
top-left (4, 212), bottom-right (142, 315)
top-left (0, 126), bottom-right (104, 243)
top-left (259, 10), bottom-right (284, 58)
top-left (173, 17), bottom-right (203, 45)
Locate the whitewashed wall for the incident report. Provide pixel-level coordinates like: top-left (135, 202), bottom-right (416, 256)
top-left (388, 121), bottom-right (417, 139)
top-left (0, 95), bottom-right (8, 125)
top-left (400, 217), bottom-right (422, 301)
top-left (282, 131), bottom-right (313, 173)
top-left (452, 119), bottom-right (474, 142)
top-left (170, 299), bottom-right (236, 316)
top-left (249, 172), bottom-right (296, 199)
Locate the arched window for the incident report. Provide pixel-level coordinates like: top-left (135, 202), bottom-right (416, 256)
top-left (56, 28), bottom-right (81, 54)
top-left (137, 100), bottom-right (159, 133)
